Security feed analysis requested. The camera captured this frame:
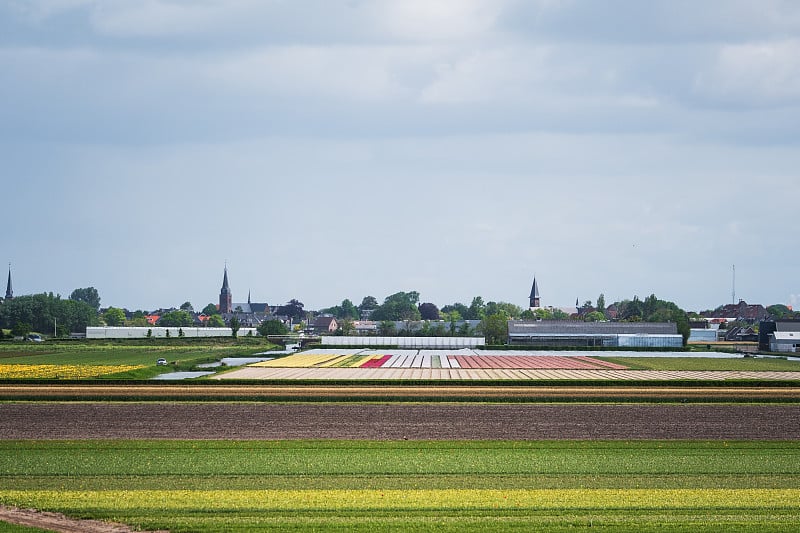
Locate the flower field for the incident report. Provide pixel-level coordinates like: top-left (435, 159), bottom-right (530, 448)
top-left (0, 440), bottom-right (799, 531)
top-left (251, 350), bottom-right (630, 370)
top-left (0, 364), bottom-right (145, 379)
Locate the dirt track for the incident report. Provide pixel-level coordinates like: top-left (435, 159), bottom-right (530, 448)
top-left (2, 403), bottom-right (799, 440)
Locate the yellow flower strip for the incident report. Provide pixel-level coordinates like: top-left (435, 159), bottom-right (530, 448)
top-left (252, 354), bottom-right (347, 368)
top-left (0, 364), bottom-right (144, 379)
top-left (2, 489), bottom-right (798, 512)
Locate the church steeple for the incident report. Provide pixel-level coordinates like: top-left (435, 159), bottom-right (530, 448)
top-left (529, 276), bottom-right (540, 309)
top-left (219, 265), bottom-right (232, 314)
top-left (5, 264), bottom-right (12, 300)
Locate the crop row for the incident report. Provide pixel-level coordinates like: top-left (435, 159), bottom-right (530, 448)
top-left (2, 488), bottom-right (798, 512)
top-left (0, 364), bottom-right (145, 379)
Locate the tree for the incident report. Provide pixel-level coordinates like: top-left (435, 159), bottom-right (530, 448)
top-left (378, 321), bottom-right (396, 336)
top-left (206, 314), bottom-right (225, 327)
top-left (484, 301), bottom-right (522, 320)
top-left (277, 299), bottom-right (305, 321)
top-left (157, 310), bottom-right (194, 327)
top-left (11, 322), bottom-right (31, 338)
top-left (340, 299), bottom-right (359, 320)
top-left (358, 296), bottom-right (379, 312)
top-left (0, 293), bottom-right (99, 335)
top-left (442, 310), bottom-right (461, 334)
top-left (768, 304), bottom-right (796, 319)
top-left (611, 294), bottom-right (690, 345)
top-left (337, 319), bottom-right (355, 336)
top-left (584, 311), bottom-right (606, 322)
top-left (257, 319), bottom-right (288, 336)
top-left (418, 302), bottom-right (440, 320)
top-left (69, 287), bottom-right (101, 311)
top-left (180, 301), bottom-right (194, 312)
top-left (441, 303), bottom-right (469, 319)
top-left (201, 303), bottom-right (219, 316)
top-left (371, 292), bottom-right (421, 321)
top-left (229, 316), bottom-right (240, 338)
top-left (482, 313), bottom-right (508, 345)
top-left (102, 307), bottom-right (126, 327)
top-left (468, 296), bottom-right (486, 320)
top-left (596, 294), bottom-right (606, 313)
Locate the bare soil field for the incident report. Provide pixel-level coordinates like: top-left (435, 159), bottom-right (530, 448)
top-left (1, 403), bottom-right (799, 440)
top-left (0, 505), bottom-right (167, 533)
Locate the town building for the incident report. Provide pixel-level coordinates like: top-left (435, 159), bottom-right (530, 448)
top-left (759, 320), bottom-right (800, 352)
top-left (701, 300), bottom-right (769, 323)
top-left (312, 316), bottom-right (338, 334)
top-left (217, 266), bottom-right (271, 327)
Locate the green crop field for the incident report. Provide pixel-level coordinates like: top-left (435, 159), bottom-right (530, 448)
top-left (1, 440), bottom-right (798, 531)
top-left (603, 356), bottom-right (800, 372)
top-left (0, 341), bottom-right (281, 379)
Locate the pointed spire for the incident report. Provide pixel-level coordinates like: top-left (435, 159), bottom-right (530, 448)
top-left (248, 290), bottom-right (251, 305)
top-left (529, 277), bottom-right (540, 299)
top-left (219, 264), bottom-right (232, 314)
top-left (529, 276), bottom-right (540, 308)
top-left (5, 264), bottom-right (12, 300)
top-left (221, 265), bottom-right (230, 292)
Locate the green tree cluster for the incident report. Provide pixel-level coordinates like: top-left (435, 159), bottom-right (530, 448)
top-left (0, 293), bottom-right (99, 335)
top-left (257, 319), bottom-right (288, 336)
top-left (157, 310), bottom-right (194, 327)
top-left (102, 307), bottom-right (126, 327)
top-left (613, 294), bottom-right (690, 344)
top-left (319, 299), bottom-right (359, 320)
top-left (69, 287), bottom-right (101, 311)
top-left (371, 292), bottom-right (421, 321)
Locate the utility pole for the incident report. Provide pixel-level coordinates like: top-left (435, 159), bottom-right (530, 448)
top-left (732, 264), bottom-right (736, 304)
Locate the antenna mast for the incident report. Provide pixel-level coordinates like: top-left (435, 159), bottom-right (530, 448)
top-left (731, 264), bottom-right (736, 304)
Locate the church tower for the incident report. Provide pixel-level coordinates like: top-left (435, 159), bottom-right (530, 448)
top-left (529, 276), bottom-right (540, 309)
top-left (5, 264), bottom-right (12, 300)
top-left (219, 266), bottom-right (232, 314)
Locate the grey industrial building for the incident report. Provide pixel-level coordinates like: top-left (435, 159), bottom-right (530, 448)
top-left (508, 320), bottom-right (683, 348)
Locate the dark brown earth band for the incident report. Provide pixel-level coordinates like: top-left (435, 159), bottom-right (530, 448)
top-left (1, 403), bottom-right (798, 440)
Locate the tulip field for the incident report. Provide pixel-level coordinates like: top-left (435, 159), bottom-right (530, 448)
top-left (252, 350), bottom-right (630, 370)
top-left (0, 364), bottom-right (145, 379)
top-left (1, 440), bottom-right (799, 531)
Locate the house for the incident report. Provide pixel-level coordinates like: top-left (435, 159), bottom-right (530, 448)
top-left (312, 316), bottom-right (338, 334)
top-left (759, 320), bottom-right (800, 351)
top-left (701, 300), bottom-right (769, 323)
top-left (770, 331), bottom-right (800, 353)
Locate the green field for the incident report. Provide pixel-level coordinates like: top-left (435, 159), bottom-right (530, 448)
top-left (604, 356), bottom-right (800, 372)
top-left (1, 440), bottom-right (798, 531)
top-left (0, 340), bottom-right (280, 379)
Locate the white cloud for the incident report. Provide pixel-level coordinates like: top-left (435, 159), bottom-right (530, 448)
top-left (694, 39), bottom-right (800, 107)
top-left (372, 0), bottom-right (507, 42)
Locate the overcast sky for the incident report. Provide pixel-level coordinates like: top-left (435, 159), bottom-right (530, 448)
top-left (1, 0), bottom-right (798, 313)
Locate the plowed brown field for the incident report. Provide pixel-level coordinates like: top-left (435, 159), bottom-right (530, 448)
top-left (2, 403), bottom-right (799, 440)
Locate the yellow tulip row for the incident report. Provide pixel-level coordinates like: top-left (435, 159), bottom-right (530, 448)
top-left (0, 364), bottom-right (145, 379)
top-left (253, 354), bottom-right (346, 368)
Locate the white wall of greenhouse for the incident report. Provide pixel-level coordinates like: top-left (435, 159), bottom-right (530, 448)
top-left (689, 329), bottom-right (718, 342)
top-left (616, 334), bottom-right (683, 348)
top-left (86, 327), bottom-right (257, 339)
top-left (321, 336), bottom-right (484, 348)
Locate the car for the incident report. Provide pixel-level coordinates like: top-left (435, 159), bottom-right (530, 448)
top-left (156, 358), bottom-right (168, 366)
top-left (25, 334), bottom-right (43, 342)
